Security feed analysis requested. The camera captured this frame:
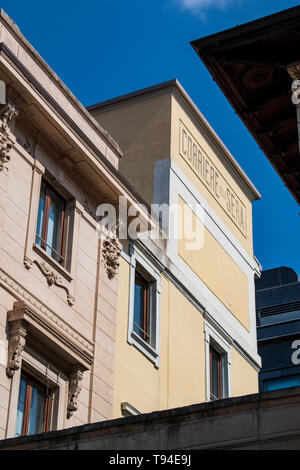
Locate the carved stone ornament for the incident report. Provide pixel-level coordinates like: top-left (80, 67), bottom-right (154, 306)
top-left (0, 103), bottom-right (18, 172)
top-left (67, 365), bottom-right (84, 419)
top-left (102, 235), bottom-right (122, 280)
top-left (25, 258), bottom-right (75, 306)
top-left (23, 256), bottom-right (33, 270)
top-left (16, 134), bottom-right (34, 155)
top-left (83, 198), bottom-right (96, 220)
top-left (287, 62), bottom-right (300, 81)
top-left (6, 319), bottom-right (27, 378)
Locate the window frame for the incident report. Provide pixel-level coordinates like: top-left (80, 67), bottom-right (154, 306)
top-left (127, 244), bottom-right (161, 367)
top-left (205, 321), bottom-right (231, 402)
top-left (121, 402), bottom-right (141, 417)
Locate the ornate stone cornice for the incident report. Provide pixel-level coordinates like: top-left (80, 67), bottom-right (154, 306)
top-left (0, 103), bottom-right (18, 172)
top-left (67, 365), bottom-right (84, 419)
top-left (0, 268), bottom-right (94, 362)
top-left (102, 235), bottom-right (122, 280)
top-left (6, 318), bottom-right (27, 378)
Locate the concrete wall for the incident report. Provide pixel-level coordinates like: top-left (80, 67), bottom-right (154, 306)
top-left (1, 387), bottom-right (300, 450)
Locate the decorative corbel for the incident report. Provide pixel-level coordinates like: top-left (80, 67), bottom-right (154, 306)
top-left (287, 62), bottom-right (300, 106)
top-left (67, 365), bottom-right (84, 419)
top-left (102, 234), bottom-right (122, 280)
top-left (23, 256), bottom-right (33, 270)
top-left (6, 319), bottom-right (27, 378)
top-left (0, 103), bottom-right (18, 172)
top-left (287, 62), bottom-right (300, 81)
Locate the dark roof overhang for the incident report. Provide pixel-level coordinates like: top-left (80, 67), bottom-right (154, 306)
top-left (191, 5), bottom-right (300, 205)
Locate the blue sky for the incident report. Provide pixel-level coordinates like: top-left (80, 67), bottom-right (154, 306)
top-left (2, 0), bottom-right (300, 275)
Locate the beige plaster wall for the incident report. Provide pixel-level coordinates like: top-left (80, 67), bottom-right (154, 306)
top-left (92, 92), bottom-right (172, 206)
top-left (231, 347), bottom-right (259, 397)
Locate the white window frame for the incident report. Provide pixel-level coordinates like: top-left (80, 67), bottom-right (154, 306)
top-left (204, 321), bottom-right (231, 402)
top-left (121, 402), bottom-right (141, 417)
top-left (127, 243), bottom-right (161, 368)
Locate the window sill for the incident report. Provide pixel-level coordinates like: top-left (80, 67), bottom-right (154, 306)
top-left (129, 330), bottom-right (159, 368)
top-left (33, 243), bottom-right (73, 283)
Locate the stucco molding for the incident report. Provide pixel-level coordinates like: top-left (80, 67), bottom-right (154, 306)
top-left (0, 103), bottom-right (18, 172)
top-left (6, 318), bottom-right (27, 378)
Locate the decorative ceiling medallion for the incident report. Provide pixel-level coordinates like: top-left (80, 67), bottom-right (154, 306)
top-left (242, 66), bottom-right (274, 91)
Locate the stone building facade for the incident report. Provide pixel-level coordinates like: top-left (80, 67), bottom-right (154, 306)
top-left (0, 9), bottom-right (261, 440)
top-left (0, 8), bottom-right (153, 437)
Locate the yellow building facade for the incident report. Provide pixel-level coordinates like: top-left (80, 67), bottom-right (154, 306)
top-left (89, 79), bottom-right (262, 417)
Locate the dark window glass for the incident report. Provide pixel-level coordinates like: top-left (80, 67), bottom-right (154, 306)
top-left (210, 345), bottom-right (222, 401)
top-left (133, 271), bottom-right (150, 343)
top-left (15, 373), bottom-right (52, 437)
top-left (36, 179), bottom-right (66, 264)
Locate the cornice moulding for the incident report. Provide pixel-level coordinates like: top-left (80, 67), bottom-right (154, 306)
top-left (0, 268), bottom-right (94, 364)
top-left (0, 9), bottom-right (122, 158)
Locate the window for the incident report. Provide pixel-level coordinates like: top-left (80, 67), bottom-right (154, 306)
top-left (15, 372), bottom-right (53, 436)
top-left (210, 345), bottom-right (223, 401)
top-left (209, 343), bottom-right (228, 401)
top-left (35, 179), bottom-right (66, 265)
top-left (205, 322), bottom-right (231, 402)
top-left (128, 245), bottom-right (161, 367)
top-left (133, 271), bottom-right (151, 343)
